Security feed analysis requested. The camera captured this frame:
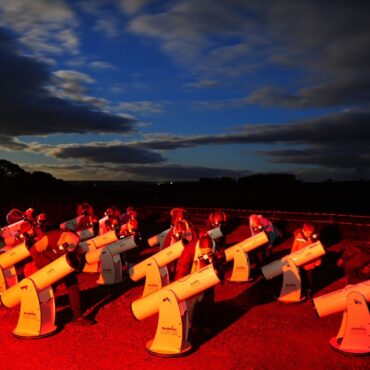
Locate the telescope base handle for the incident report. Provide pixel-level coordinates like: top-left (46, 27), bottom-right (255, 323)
top-left (0, 266), bottom-right (18, 293)
top-left (13, 278), bottom-right (57, 338)
top-left (277, 259), bottom-right (304, 303)
top-left (143, 260), bottom-right (169, 297)
top-left (227, 248), bottom-right (253, 283)
top-left (146, 289), bottom-right (192, 357)
top-left (329, 291), bottom-right (370, 355)
top-left (83, 261), bottom-right (99, 273)
top-left (96, 250), bottom-right (123, 285)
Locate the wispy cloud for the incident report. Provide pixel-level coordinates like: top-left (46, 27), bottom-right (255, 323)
top-left (0, 0), bottom-right (79, 55)
top-left (117, 101), bottom-right (166, 114)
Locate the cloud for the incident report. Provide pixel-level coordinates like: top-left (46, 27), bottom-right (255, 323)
top-left (48, 69), bottom-right (110, 108)
top-left (126, 0), bottom-right (370, 109)
top-left (184, 79), bottom-right (222, 89)
top-left (117, 101), bottom-right (166, 114)
top-left (0, 28), bottom-right (137, 140)
top-left (92, 17), bottom-right (120, 38)
top-left (118, 0), bottom-right (153, 15)
top-left (130, 110), bottom-right (369, 150)
top-left (89, 60), bottom-right (117, 70)
top-left (44, 141), bottom-right (165, 164)
top-left (0, 0), bottom-right (79, 55)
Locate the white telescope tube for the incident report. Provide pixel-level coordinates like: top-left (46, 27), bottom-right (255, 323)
top-left (78, 229), bottom-right (119, 254)
top-left (1, 220), bottom-right (23, 238)
top-left (60, 216), bottom-right (82, 231)
top-left (262, 241), bottom-right (325, 280)
top-left (0, 242), bottom-right (30, 270)
top-left (129, 239), bottom-right (185, 282)
top-left (1, 254), bottom-right (75, 309)
top-left (85, 235), bottom-right (139, 265)
top-left (313, 280), bottom-right (370, 317)
top-left (147, 228), bottom-right (171, 247)
top-left (225, 232), bottom-right (269, 262)
top-left (131, 264), bottom-right (221, 321)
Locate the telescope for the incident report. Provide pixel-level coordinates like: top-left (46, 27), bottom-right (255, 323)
top-left (312, 280), bottom-right (370, 354)
top-left (60, 216), bottom-right (83, 231)
top-left (1, 219), bottom-right (24, 240)
top-left (0, 233), bottom-right (139, 338)
top-left (147, 228), bottom-right (171, 249)
top-left (77, 229), bottom-right (120, 273)
top-left (262, 241), bottom-right (326, 303)
top-left (129, 239), bottom-right (185, 297)
top-left (131, 263), bottom-right (222, 356)
top-left (0, 242), bottom-right (30, 293)
top-left (0, 253), bottom-right (78, 338)
top-left (224, 232), bottom-right (269, 282)
top-left (60, 216), bottom-right (96, 241)
top-left (85, 235), bottom-right (141, 285)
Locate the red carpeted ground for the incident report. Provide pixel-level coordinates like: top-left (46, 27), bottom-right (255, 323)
top-left (0, 213), bottom-right (368, 369)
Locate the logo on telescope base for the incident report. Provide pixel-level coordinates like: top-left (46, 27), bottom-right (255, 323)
top-left (161, 326), bottom-right (178, 336)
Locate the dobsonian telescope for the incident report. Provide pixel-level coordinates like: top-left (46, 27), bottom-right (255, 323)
top-left (312, 280), bottom-right (370, 355)
top-left (262, 241), bottom-right (326, 303)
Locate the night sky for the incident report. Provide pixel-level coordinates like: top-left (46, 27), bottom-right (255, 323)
top-left (0, 1), bottom-right (369, 182)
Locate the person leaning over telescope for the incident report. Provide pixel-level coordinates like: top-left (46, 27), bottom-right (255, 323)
top-left (174, 233), bottom-right (224, 340)
top-left (249, 214), bottom-right (279, 269)
top-left (337, 241), bottom-right (370, 284)
top-left (291, 223), bottom-right (321, 298)
top-left (17, 220), bottom-right (95, 326)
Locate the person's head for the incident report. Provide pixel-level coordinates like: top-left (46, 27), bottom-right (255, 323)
top-left (77, 202), bottom-right (93, 216)
top-left (18, 220), bottom-right (35, 240)
top-left (105, 206), bottom-right (120, 219)
top-left (302, 223), bottom-right (315, 238)
top-left (128, 209), bottom-right (138, 220)
top-left (127, 219), bottom-right (138, 233)
top-left (170, 208), bottom-right (188, 225)
top-left (173, 219), bottom-right (190, 241)
top-left (6, 208), bottom-right (24, 225)
top-left (106, 216), bottom-right (120, 230)
top-left (35, 213), bottom-right (47, 228)
top-left (209, 211), bottom-right (227, 228)
top-left (250, 214), bottom-right (263, 233)
top-left (23, 208), bottom-right (34, 222)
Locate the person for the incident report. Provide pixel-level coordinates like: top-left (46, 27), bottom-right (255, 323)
top-left (34, 213), bottom-right (48, 235)
top-left (75, 202), bottom-right (98, 235)
top-left (337, 242), bottom-right (370, 284)
top-left (120, 206), bottom-right (139, 224)
top-left (161, 219), bottom-right (199, 280)
top-left (100, 206), bottom-right (121, 234)
top-left (6, 208), bottom-right (24, 225)
top-left (23, 208), bottom-right (34, 223)
top-left (291, 223), bottom-right (321, 297)
top-left (174, 233), bottom-right (223, 339)
top-left (207, 210), bottom-right (228, 250)
top-left (249, 214), bottom-right (279, 268)
top-left (18, 220), bottom-right (95, 326)
top-left (170, 207), bottom-right (188, 226)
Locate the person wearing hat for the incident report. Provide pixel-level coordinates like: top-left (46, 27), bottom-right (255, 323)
top-left (207, 210), bottom-right (228, 250)
top-left (19, 221), bottom-right (95, 326)
top-left (291, 223), bottom-right (321, 297)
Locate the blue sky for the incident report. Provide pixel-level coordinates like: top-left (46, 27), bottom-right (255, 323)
top-left (0, 0), bottom-right (369, 182)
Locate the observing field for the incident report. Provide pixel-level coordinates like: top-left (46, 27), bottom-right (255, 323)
top-left (0, 207), bottom-right (369, 369)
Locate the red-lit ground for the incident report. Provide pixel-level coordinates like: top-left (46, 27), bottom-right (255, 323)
top-left (0, 210), bottom-right (368, 369)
